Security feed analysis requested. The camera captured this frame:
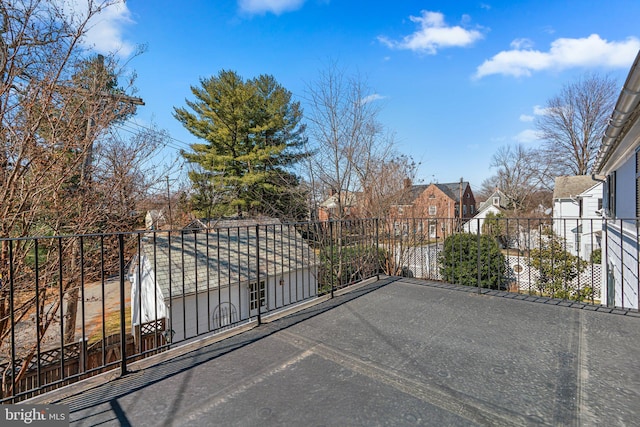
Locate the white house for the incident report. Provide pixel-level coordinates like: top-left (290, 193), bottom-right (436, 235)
top-left (593, 49), bottom-right (640, 310)
top-left (552, 176), bottom-right (603, 260)
top-left (130, 219), bottom-right (318, 342)
top-left (463, 189), bottom-right (507, 234)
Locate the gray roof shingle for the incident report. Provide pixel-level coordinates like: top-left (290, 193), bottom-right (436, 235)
top-left (553, 176), bottom-right (603, 200)
top-left (140, 222), bottom-right (317, 299)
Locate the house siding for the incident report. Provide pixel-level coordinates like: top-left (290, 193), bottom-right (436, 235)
top-left (552, 182), bottom-right (603, 260)
top-left (167, 268), bottom-right (317, 342)
top-left (463, 205), bottom-right (502, 234)
top-left (600, 151), bottom-right (639, 309)
top-left (595, 51), bottom-right (640, 310)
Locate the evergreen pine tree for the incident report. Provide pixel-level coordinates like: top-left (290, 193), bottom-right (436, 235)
top-left (174, 70), bottom-right (309, 219)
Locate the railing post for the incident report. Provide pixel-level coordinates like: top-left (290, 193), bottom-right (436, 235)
top-left (256, 225), bottom-right (262, 326)
top-left (118, 233), bottom-right (128, 376)
top-left (330, 220), bottom-right (335, 299)
top-left (477, 218), bottom-right (481, 294)
top-left (8, 240), bottom-right (16, 398)
top-left (375, 218), bottom-right (380, 280)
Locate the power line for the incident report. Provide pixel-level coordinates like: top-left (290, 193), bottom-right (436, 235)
top-left (114, 122), bottom-right (190, 153)
top-left (128, 118), bottom-right (193, 150)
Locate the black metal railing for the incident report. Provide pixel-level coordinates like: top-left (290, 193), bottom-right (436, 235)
top-left (0, 218), bottom-right (381, 402)
top-left (0, 216), bottom-right (637, 402)
top-left (380, 216), bottom-right (637, 310)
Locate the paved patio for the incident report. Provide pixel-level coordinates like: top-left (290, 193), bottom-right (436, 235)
top-left (36, 277), bottom-right (640, 426)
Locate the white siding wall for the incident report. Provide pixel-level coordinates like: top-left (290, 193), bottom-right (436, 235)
top-left (601, 153), bottom-right (639, 309)
top-left (166, 268), bottom-right (318, 342)
top-left (553, 183), bottom-right (603, 260)
top-left (615, 157), bottom-right (636, 218)
top-left (463, 205), bottom-right (501, 234)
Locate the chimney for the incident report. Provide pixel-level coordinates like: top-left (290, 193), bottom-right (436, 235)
top-left (403, 178), bottom-right (412, 189)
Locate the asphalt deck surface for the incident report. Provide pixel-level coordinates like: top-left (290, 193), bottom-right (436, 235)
top-left (41, 277), bottom-right (640, 426)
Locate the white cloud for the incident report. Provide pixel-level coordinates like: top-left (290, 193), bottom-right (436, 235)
top-left (239, 0), bottom-right (305, 15)
top-left (378, 10), bottom-right (484, 54)
top-left (520, 105), bottom-right (549, 122)
top-left (513, 129), bottom-right (540, 143)
top-left (475, 34), bottom-right (640, 78)
top-left (359, 93), bottom-right (386, 105)
top-left (532, 105), bottom-right (549, 116)
top-left (58, 0), bottom-right (135, 57)
top-left (510, 38), bottom-right (534, 50)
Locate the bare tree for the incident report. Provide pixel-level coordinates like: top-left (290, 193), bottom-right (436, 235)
top-left (304, 63), bottom-right (407, 219)
top-left (486, 144), bottom-right (549, 213)
top-left (0, 0), bottom-right (170, 393)
top-left (359, 151), bottom-right (418, 218)
top-left (535, 73), bottom-right (618, 176)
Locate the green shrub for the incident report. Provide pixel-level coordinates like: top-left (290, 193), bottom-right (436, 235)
top-left (318, 244), bottom-right (384, 292)
top-left (438, 233), bottom-right (507, 289)
top-left (528, 235), bottom-right (588, 300)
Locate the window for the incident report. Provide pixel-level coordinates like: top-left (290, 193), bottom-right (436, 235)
top-left (606, 171), bottom-right (616, 218)
top-left (471, 205), bottom-right (475, 214)
top-left (493, 197), bottom-right (500, 206)
top-left (429, 194), bottom-right (435, 199)
top-left (463, 205), bottom-right (467, 215)
top-left (428, 206), bottom-right (437, 215)
top-left (249, 280), bottom-right (266, 311)
top-left (212, 303), bottom-right (238, 329)
top-left (598, 198), bottom-right (602, 211)
top-left (429, 224), bottom-right (436, 238)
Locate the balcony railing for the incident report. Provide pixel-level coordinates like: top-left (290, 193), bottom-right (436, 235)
top-left (0, 216), bottom-right (636, 402)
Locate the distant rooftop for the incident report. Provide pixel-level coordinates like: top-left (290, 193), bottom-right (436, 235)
top-left (139, 224), bottom-right (316, 298)
top-left (553, 175), bottom-right (603, 200)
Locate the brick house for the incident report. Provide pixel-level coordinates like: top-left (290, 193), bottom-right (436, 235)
top-left (317, 190), bottom-right (361, 221)
top-left (391, 179), bottom-right (476, 239)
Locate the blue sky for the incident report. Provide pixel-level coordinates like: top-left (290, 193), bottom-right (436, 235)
top-left (80, 0), bottom-right (640, 192)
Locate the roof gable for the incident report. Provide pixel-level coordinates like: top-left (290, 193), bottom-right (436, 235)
top-left (477, 189), bottom-right (508, 212)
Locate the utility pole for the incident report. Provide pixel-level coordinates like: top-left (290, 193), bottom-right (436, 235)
top-left (65, 56), bottom-right (144, 344)
top-left (78, 55), bottom-right (144, 187)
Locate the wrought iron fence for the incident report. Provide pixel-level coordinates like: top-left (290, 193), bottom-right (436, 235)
top-left (0, 218), bottom-right (380, 402)
top-left (0, 216), bottom-right (637, 402)
top-left (380, 216), bottom-right (637, 310)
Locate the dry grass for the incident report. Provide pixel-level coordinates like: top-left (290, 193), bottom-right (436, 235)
top-left (88, 306), bottom-right (131, 344)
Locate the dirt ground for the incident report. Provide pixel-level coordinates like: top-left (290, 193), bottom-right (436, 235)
top-left (75, 278), bottom-right (131, 341)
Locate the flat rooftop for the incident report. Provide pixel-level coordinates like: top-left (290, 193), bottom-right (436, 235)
top-left (39, 277), bottom-right (640, 426)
